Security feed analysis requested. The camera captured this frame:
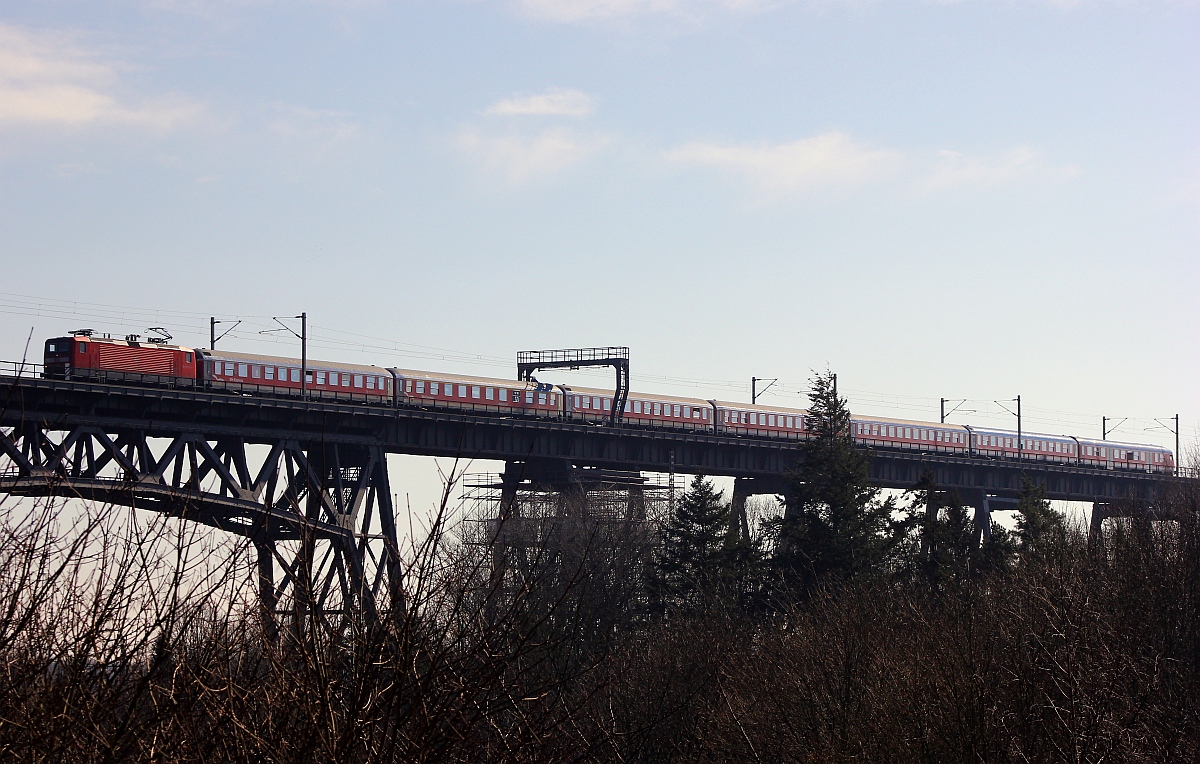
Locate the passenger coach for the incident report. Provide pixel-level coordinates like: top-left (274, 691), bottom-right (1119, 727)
top-left (38, 330), bottom-right (1177, 474)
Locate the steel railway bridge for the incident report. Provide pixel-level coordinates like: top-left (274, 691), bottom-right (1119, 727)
top-left (0, 370), bottom-right (1191, 630)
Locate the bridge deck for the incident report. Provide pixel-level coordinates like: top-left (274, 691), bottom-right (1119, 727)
top-left (0, 374), bottom-right (1188, 503)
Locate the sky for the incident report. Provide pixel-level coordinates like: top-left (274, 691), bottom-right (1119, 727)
top-left (0, 0), bottom-right (1197, 511)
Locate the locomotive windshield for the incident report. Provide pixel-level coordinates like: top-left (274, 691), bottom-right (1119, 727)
top-left (45, 338), bottom-right (71, 354)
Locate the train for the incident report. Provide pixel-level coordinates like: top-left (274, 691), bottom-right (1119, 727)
top-left (42, 331), bottom-right (1176, 474)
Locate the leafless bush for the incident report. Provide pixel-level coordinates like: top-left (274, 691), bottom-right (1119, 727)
top-left (1, 481), bottom-right (1198, 762)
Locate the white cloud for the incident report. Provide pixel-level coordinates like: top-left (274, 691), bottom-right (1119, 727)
top-left (456, 127), bottom-right (610, 182)
top-left (664, 132), bottom-right (904, 193)
top-left (485, 87), bottom-right (595, 117)
top-left (0, 24), bottom-right (202, 129)
top-left (919, 146), bottom-right (1077, 191)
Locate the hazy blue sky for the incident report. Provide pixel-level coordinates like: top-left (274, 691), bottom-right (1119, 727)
top-left (1, 0), bottom-right (1196, 477)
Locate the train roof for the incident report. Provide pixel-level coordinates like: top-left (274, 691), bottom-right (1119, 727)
top-left (59, 335), bottom-right (197, 352)
top-left (202, 349), bottom-right (385, 375)
top-left (1073, 436), bottom-right (1172, 452)
top-left (711, 399), bottom-right (810, 416)
top-left (391, 368), bottom-right (544, 389)
top-left (851, 413), bottom-right (969, 430)
top-left (968, 426), bottom-right (1075, 441)
top-left (594, 386), bottom-right (711, 407)
top-left (967, 427), bottom-right (1170, 452)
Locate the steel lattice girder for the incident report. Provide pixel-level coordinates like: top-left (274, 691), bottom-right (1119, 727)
top-left (0, 375), bottom-right (1188, 502)
top-left (0, 422), bottom-right (403, 629)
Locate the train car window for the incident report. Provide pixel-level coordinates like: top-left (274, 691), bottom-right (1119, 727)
top-left (288, 368), bottom-right (298, 382)
top-left (603, 399), bottom-right (611, 410)
top-left (366, 376), bottom-right (375, 389)
top-left (455, 385), bottom-right (465, 397)
top-left (590, 396), bottom-right (598, 409)
top-left (471, 386), bottom-right (480, 399)
top-left (265, 367), bottom-right (275, 380)
top-left (538, 393), bottom-right (547, 405)
top-left (78, 344), bottom-right (86, 353)
top-left (522, 391), bottom-right (532, 404)
top-left (485, 387), bottom-right (494, 400)
top-left (672, 405), bottom-right (680, 418)
top-left (496, 389), bottom-right (506, 402)
top-left (328, 372), bottom-right (338, 386)
top-left (185, 353), bottom-right (193, 364)
top-left (316, 372), bottom-right (326, 385)
top-left (251, 365), bottom-right (261, 379)
top-left (415, 380), bottom-right (425, 393)
top-left (684, 406), bottom-right (692, 419)
top-left (238, 364), bottom-right (248, 377)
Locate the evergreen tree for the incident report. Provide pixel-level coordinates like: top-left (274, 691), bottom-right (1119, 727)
top-left (775, 371), bottom-right (903, 591)
top-left (975, 522), bottom-right (1017, 575)
top-left (1014, 477), bottom-right (1065, 556)
top-left (901, 471), bottom-right (1016, 585)
top-left (653, 475), bottom-right (732, 610)
top-left (904, 471), bottom-right (974, 589)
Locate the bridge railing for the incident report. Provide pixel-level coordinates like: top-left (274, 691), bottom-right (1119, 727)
top-left (0, 360), bottom-right (44, 379)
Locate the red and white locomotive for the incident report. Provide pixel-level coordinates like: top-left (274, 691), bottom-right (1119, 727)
top-left (42, 331), bottom-right (1176, 474)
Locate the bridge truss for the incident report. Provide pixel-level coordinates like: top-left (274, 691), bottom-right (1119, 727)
top-left (0, 370), bottom-right (1192, 628)
top-left (0, 420), bottom-right (403, 638)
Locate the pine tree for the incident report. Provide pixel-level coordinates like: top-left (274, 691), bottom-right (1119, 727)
top-left (905, 471), bottom-right (974, 589)
top-left (653, 475), bottom-right (731, 610)
top-left (775, 371), bottom-right (902, 592)
top-left (1014, 477), bottom-right (1065, 556)
top-left (901, 470), bottom-right (1015, 585)
top-left (975, 523), bottom-right (1017, 575)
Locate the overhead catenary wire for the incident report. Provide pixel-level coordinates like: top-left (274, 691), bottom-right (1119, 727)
top-left (0, 290), bottom-right (1187, 447)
